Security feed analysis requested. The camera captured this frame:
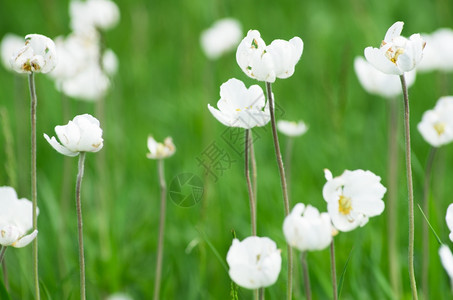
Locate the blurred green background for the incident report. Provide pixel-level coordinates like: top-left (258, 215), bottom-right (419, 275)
top-left (1, 0), bottom-right (453, 299)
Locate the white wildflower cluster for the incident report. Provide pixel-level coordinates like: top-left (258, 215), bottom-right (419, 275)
top-left (1, 0), bottom-right (120, 101)
top-left (49, 0), bottom-right (120, 101)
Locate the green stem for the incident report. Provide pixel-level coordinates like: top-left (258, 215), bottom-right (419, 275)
top-left (400, 74), bottom-right (418, 300)
top-left (28, 72), bottom-right (40, 300)
top-left (387, 97), bottom-right (400, 298)
top-left (259, 287), bottom-right (265, 300)
top-left (302, 252), bottom-right (312, 300)
top-left (76, 152), bottom-right (87, 300)
top-left (0, 246), bottom-right (6, 264)
top-left (422, 147), bottom-right (437, 299)
top-left (245, 129), bottom-right (257, 236)
top-left (330, 239), bottom-right (338, 300)
top-left (265, 82), bottom-right (292, 300)
top-left (153, 159), bottom-right (167, 300)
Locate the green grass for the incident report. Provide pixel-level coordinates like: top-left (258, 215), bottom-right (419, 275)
top-left (1, 0), bottom-right (453, 299)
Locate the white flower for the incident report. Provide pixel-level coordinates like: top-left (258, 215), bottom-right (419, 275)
top-left (322, 169), bottom-right (386, 232)
top-left (0, 187), bottom-right (38, 248)
top-left (226, 236), bottom-right (281, 289)
top-left (446, 204), bottom-right (453, 242)
top-left (60, 64), bottom-right (110, 101)
top-left (283, 203), bottom-right (332, 252)
top-left (48, 34), bottom-right (96, 81)
top-left (354, 56), bottom-right (416, 98)
top-left (236, 30), bottom-right (303, 82)
top-left (44, 114), bottom-right (103, 157)
top-left (418, 28), bottom-right (453, 72)
top-left (1, 33), bottom-right (24, 71)
top-left (70, 0), bottom-right (120, 33)
top-left (103, 48), bottom-right (119, 76)
top-left (439, 245), bottom-right (453, 286)
top-left (10, 34), bottom-right (57, 74)
top-left (147, 136), bottom-right (175, 159)
top-left (364, 21), bottom-right (425, 75)
top-left (106, 293), bottom-right (133, 300)
top-left (277, 120), bottom-right (308, 137)
top-left (200, 18), bottom-right (242, 60)
top-left (417, 96), bottom-right (453, 147)
top-left (208, 78), bottom-right (270, 129)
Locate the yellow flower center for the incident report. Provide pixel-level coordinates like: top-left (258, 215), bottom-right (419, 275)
top-left (434, 122), bottom-right (446, 136)
top-left (338, 195), bottom-right (352, 215)
top-left (385, 47), bottom-right (405, 64)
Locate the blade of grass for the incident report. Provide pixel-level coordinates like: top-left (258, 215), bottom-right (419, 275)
top-left (418, 204), bottom-right (442, 245)
top-left (196, 227), bottom-right (228, 272)
top-left (337, 247), bottom-right (354, 298)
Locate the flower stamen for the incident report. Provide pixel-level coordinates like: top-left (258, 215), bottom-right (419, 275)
top-left (434, 122), bottom-right (446, 136)
top-left (338, 195), bottom-right (352, 215)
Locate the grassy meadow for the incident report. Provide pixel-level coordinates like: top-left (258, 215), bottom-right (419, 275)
top-left (1, 0), bottom-right (453, 299)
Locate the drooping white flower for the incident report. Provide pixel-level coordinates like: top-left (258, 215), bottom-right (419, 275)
top-left (364, 21), bottom-right (425, 75)
top-left (146, 136), bottom-right (175, 159)
top-left (226, 236), bottom-right (281, 289)
top-left (446, 204), bottom-right (453, 242)
top-left (200, 18), bottom-right (242, 60)
top-left (354, 56), bottom-right (416, 98)
top-left (277, 120), bottom-right (308, 137)
top-left (44, 114), bottom-right (103, 157)
top-left (418, 28), bottom-right (453, 72)
top-left (208, 78), bottom-right (270, 129)
top-left (417, 96), bottom-right (453, 147)
top-left (283, 203), bottom-right (332, 252)
top-left (70, 0), bottom-right (120, 34)
top-left (236, 30), bottom-right (303, 82)
top-left (10, 34), bottom-right (57, 74)
top-left (0, 187), bottom-right (38, 248)
top-left (322, 169), bottom-right (386, 232)
top-left (0, 33), bottom-right (24, 71)
top-left (439, 245), bottom-right (453, 286)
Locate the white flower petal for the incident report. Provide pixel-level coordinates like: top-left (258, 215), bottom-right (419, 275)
top-left (447, 204), bottom-right (453, 242)
top-left (439, 245), bottom-right (453, 283)
top-left (12, 229), bottom-right (38, 248)
top-left (384, 21), bottom-right (404, 43)
top-left (364, 47), bottom-right (402, 75)
top-left (43, 133), bottom-right (79, 157)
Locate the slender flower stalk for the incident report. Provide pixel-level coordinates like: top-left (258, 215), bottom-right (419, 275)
top-left (28, 72), bottom-right (40, 300)
top-left (400, 74), bottom-right (418, 300)
top-left (330, 240), bottom-right (338, 300)
top-left (153, 159), bottom-right (167, 300)
top-left (422, 147), bottom-right (437, 298)
top-left (259, 288), bottom-right (264, 300)
top-left (387, 97), bottom-right (400, 297)
top-left (245, 129), bottom-right (256, 236)
top-left (75, 152), bottom-right (87, 300)
top-left (0, 246), bottom-right (6, 264)
top-left (301, 252), bottom-right (312, 300)
top-left (1, 256), bottom-right (8, 291)
top-left (250, 133), bottom-right (258, 211)
top-left (265, 81), bottom-right (292, 299)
